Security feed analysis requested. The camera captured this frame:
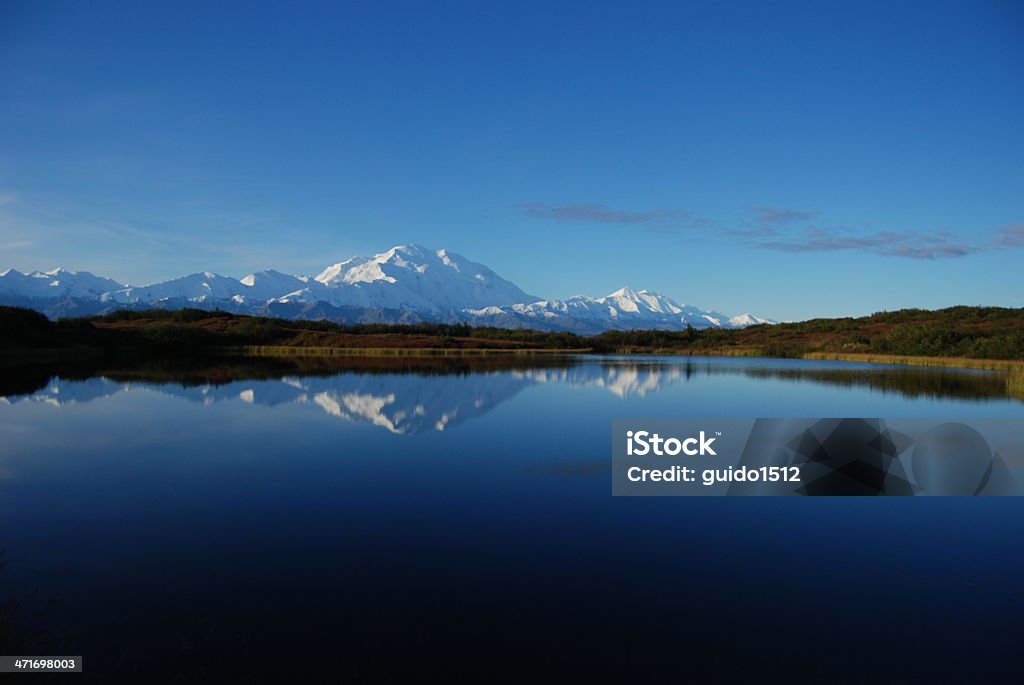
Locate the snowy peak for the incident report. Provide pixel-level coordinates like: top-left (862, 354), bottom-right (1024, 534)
top-left (603, 287), bottom-right (685, 315)
top-left (0, 267), bottom-right (124, 299)
top-left (104, 271), bottom-right (246, 304)
top-left (313, 256), bottom-right (371, 286)
top-left (318, 245), bottom-right (483, 283)
top-left (310, 244), bottom-right (538, 312)
top-left (315, 244), bottom-right (436, 286)
top-left (240, 270), bottom-right (314, 300)
top-left (728, 313), bottom-right (775, 327)
top-left (315, 245), bottom-right (438, 285)
top-left (607, 286), bottom-right (640, 299)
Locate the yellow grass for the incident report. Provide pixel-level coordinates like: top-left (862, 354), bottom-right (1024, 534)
top-left (613, 347), bottom-right (764, 357)
top-left (223, 345), bottom-right (588, 358)
top-left (1009, 373), bottom-right (1024, 400)
top-left (802, 352), bottom-right (1024, 373)
top-left (802, 353), bottom-right (1024, 401)
top-left (607, 348), bottom-right (1024, 371)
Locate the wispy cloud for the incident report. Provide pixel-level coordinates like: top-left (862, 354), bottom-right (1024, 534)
top-left (749, 205), bottom-right (819, 226)
top-left (756, 228), bottom-right (979, 260)
top-left (728, 205), bottom-right (819, 238)
top-left (0, 240), bottom-right (33, 250)
top-left (993, 224), bottom-right (1024, 248)
top-left (518, 202), bottom-right (712, 230)
top-left (519, 200), bottom-right (1008, 260)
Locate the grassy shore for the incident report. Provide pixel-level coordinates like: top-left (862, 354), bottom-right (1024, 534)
top-left (226, 345), bottom-right (590, 357)
top-left (612, 346), bottom-right (764, 357)
top-left (801, 352), bottom-right (1024, 372)
top-left (800, 352), bottom-right (1024, 401)
top-left (607, 346), bottom-right (1024, 372)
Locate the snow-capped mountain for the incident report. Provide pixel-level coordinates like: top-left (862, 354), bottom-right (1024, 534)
top-left (305, 244), bottom-right (537, 312)
top-left (102, 271), bottom-right (251, 305)
top-left (0, 244), bottom-right (774, 331)
top-left (464, 287), bottom-right (746, 333)
top-left (727, 313), bottom-right (775, 327)
top-left (239, 270), bottom-right (319, 301)
top-left (0, 267), bottom-right (124, 299)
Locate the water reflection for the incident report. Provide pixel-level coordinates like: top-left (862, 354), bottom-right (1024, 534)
top-left (2, 356), bottom-right (1023, 682)
top-left (513, 361), bottom-right (691, 397)
top-left (1, 355), bottom-right (1019, 435)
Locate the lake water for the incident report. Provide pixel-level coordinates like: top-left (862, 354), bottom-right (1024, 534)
top-left (2, 355), bottom-right (1022, 682)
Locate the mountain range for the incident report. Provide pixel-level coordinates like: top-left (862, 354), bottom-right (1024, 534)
top-left (0, 244), bottom-right (774, 333)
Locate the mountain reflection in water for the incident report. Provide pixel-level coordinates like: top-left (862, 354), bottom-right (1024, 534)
top-left (1, 355), bottom-right (1018, 435)
top-left (2, 354), bottom-right (1024, 683)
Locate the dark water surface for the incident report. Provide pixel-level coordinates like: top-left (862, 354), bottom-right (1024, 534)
top-left (1, 355), bottom-right (1022, 682)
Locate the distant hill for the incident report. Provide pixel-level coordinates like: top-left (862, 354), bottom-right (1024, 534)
top-left (1, 304), bottom-right (1022, 362)
top-left (598, 305), bottom-right (1024, 360)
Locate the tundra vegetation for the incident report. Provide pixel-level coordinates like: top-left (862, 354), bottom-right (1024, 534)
top-left (2, 305), bottom-right (1022, 364)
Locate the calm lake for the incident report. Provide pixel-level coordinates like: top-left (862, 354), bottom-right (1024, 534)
top-left (2, 355), bottom-right (1022, 682)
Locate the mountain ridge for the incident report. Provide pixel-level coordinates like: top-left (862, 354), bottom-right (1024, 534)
top-left (0, 244), bottom-right (775, 332)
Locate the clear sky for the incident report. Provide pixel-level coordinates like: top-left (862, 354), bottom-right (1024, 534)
top-left (1, 0), bottom-right (1022, 320)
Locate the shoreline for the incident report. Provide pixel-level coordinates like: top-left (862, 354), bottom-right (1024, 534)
top-left (799, 352), bottom-right (1023, 373)
top-left (4, 344), bottom-right (1021, 371)
top-left (221, 345), bottom-right (591, 357)
top-left (607, 347), bottom-right (1024, 373)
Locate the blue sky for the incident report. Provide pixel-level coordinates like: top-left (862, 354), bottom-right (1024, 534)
top-left (1, 0), bottom-right (1022, 320)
